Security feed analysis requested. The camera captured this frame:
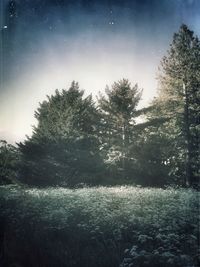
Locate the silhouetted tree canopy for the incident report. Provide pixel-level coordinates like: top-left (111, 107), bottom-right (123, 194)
top-left (18, 81), bottom-right (104, 186)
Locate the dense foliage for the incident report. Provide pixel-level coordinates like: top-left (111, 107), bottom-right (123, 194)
top-left (98, 80), bottom-right (145, 177)
top-left (0, 185), bottom-right (199, 267)
top-left (18, 82), bottom-right (104, 186)
top-left (150, 24), bottom-right (200, 186)
top-left (0, 140), bottom-right (20, 185)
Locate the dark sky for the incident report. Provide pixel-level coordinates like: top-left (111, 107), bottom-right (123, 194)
top-left (0, 0), bottom-right (200, 143)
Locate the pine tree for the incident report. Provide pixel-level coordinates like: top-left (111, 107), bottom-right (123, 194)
top-left (98, 79), bottom-right (155, 180)
top-left (155, 25), bottom-right (200, 186)
top-left (18, 81), bottom-right (103, 186)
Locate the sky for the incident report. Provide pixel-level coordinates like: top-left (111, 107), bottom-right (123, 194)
top-left (0, 0), bottom-right (200, 144)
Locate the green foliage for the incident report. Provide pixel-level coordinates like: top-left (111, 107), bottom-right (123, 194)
top-left (98, 79), bottom-right (169, 185)
top-left (18, 82), bottom-right (104, 186)
top-left (0, 185), bottom-right (199, 267)
top-left (34, 81), bottom-right (99, 141)
top-left (98, 79), bottom-right (142, 178)
top-left (149, 24), bottom-right (200, 186)
top-left (130, 130), bottom-right (172, 186)
top-left (0, 140), bottom-right (20, 185)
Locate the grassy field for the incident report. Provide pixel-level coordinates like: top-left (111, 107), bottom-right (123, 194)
top-left (0, 185), bottom-right (199, 267)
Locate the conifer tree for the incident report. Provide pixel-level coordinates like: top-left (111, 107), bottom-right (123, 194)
top-left (98, 79), bottom-right (155, 180)
top-left (154, 25), bottom-right (200, 186)
top-left (19, 81), bottom-right (103, 186)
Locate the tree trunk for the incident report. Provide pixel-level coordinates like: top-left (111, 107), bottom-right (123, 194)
top-left (122, 120), bottom-right (130, 179)
top-left (183, 82), bottom-right (193, 186)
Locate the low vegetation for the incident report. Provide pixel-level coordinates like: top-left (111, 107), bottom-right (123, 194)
top-left (0, 185), bottom-right (199, 267)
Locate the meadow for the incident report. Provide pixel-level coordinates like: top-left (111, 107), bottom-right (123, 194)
top-left (0, 185), bottom-right (199, 267)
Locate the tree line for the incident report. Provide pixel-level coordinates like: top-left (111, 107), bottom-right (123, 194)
top-left (0, 24), bottom-right (199, 187)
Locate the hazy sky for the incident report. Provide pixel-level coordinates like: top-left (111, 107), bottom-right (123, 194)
top-left (0, 0), bottom-right (200, 143)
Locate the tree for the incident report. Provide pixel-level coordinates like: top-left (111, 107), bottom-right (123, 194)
top-left (18, 81), bottom-right (104, 186)
top-left (0, 140), bottom-right (20, 185)
top-left (154, 24), bottom-right (200, 186)
top-left (98, 79), bottom-right (158, 182)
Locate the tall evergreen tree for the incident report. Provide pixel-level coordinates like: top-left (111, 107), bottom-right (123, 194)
top-left (154, 24), bottom-right (200, 186)
top-left (98, 79), bottom-right (156, 181)
top-left (19, 81), bottom-right (103, 186)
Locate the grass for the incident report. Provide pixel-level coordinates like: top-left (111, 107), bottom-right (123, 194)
top-left (0, 185), bottom-right (199, 267)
